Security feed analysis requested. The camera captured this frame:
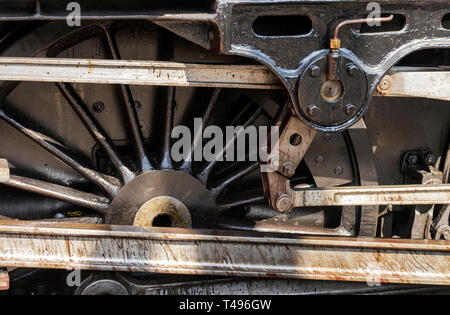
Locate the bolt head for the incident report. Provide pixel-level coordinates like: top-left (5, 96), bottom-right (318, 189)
top-left (344, 104), bottom-right (357, 116)
top-left (307, 104), bottom-right (319, 116)
top-left (309, 66), bottom-right (321, 77)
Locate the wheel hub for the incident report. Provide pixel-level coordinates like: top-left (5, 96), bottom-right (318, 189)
top-left (105, 170), bottom-right (217, 227)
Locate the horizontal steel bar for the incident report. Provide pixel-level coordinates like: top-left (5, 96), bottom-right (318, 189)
top-left (0, 58), bottom-right (447, 100)
top-left (0, 220), bottom-right (449, 285)
top-left (378, 72), bottom-right (450, 101)
top-left (0, 270), bottom-right (8, 291)
top-left (294, 184), bottom-right (450, 207)
top-left (0, 57), bottom-right (281, 89)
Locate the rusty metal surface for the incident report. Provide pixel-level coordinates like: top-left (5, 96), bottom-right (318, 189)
top-left (0, 220), bottom-right (449, 285)
top-left (293, 184), bottom-right (450, 207)
top-left (377, 72), bottom-right (450, 101)
top-left (0, 270), bottom-right (8, 290)
top-left (0, 57), bottom-right (281, 89)
top-left (0, 57), bottom-right (447, 101)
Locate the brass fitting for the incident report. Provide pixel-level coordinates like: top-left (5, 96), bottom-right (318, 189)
top-left (329, 39), bottom-right (341, 50)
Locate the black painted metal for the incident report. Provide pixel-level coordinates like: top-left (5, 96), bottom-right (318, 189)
top-left (217, 0), bottom-right (450, 131)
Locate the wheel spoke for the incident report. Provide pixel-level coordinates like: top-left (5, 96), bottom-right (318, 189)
top-left (217, 187), bottom-right (265, 210)
top-left (1, 175), bottom-right (110, 215)
top-left (182, 88), bottom-right (221, 172)
top-left (198, 103), bottom-right (262, 183)
top-left (160, 86), bottom-right (176, 169)
top-left (56, 82), bottom-right (135, 184)
top-left (0, 107), bottom-right (121, 197)
top-left (101, 24), bottom-right (152, 172)
top-left (210, 161), bottom-right (259, 197)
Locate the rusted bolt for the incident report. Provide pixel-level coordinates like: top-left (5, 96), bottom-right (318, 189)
top-left (315, 154), bottom-right (325, 164)
top-left (344, 104), bottom-right (357, 116)
top-left (309, 66), bottom-right (321, 77)
top-left (92, 101), bottom-right (105, 113)
top-left (377, 75), bottom-right (392, 93)
top-left (346, 64), bottom-right (358, 77)
top-left (275, 193), bottom-right (295, 213)
top-left (307, 104), bottom-right (319, 116)
top-left (334, 165), bottom-right (343, 175)
top-left (282, 162), bottom-right (295, 177)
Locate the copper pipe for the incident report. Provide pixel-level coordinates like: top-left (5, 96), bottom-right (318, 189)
top-left (333, 14), bottom-right (394, 41)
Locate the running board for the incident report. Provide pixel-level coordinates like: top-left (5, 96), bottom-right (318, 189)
top-left (0, 220), bottom-right (449, 285)
top-left (0, 57), bottom-right (448, 101)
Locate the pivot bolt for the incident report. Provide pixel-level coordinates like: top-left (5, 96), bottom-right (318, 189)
top-left (307, 104), bottom-right (319, 116)
top-left (344, 104), bottom-right (357, 116)
top-left (275, 193), bottom-right (295, 213)
top-left (309, 66), bottom-right (321, 77)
